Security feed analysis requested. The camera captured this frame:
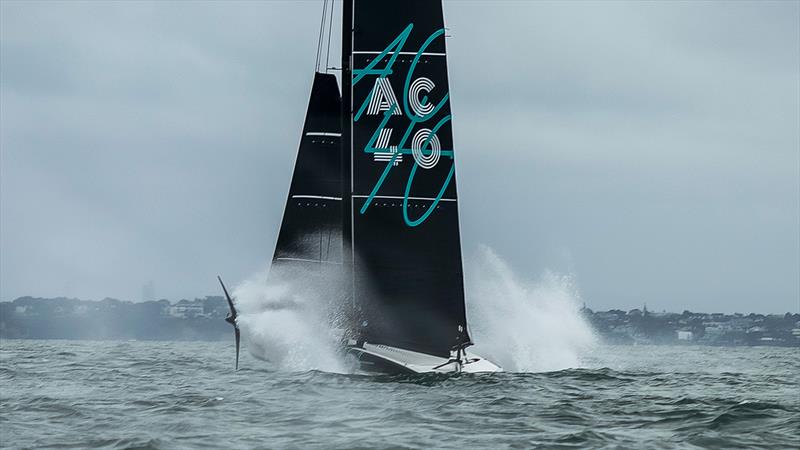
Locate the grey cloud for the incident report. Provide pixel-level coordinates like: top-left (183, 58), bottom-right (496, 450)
top-left (1, 1), bottom-right (797, 312)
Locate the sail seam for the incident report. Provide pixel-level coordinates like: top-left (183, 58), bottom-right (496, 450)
top-left (274, 257), bottom-right (342, 265)
top-left (353, 51), bottom-right (446, 56)
top-left (352, 195), bottom-right (456, 202)
top-left (292, 195), bottom-right (342, 200)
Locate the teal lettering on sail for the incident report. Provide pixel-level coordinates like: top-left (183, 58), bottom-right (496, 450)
top-left (403, 115), bottom-right (454, 227)
top-left (354, 25), bottom-right (455, 227)
top-left (352, 23), bottom-right (413, 86)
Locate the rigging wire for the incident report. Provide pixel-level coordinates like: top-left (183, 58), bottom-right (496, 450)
top-left (315, 0), bottom-right (329, 72)
top-left (324, 0), bottom-right (335, 73)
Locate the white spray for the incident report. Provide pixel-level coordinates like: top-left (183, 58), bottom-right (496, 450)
top-left (232, 245), bottom-right (596, 374)
top-left (232, 266), bottom-right (346, 373)
top-left (465, 245), bottom-right (597, 373)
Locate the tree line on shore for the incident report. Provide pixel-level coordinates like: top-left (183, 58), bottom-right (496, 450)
top-left (1, 296), bottom-right (798, 346)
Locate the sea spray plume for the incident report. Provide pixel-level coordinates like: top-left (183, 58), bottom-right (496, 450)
top-left (232, 264), bottom-right (347, 373)
top-left (465, 245), bottom-right (597, 372)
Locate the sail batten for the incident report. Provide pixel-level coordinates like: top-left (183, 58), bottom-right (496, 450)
top-left (352, 51), bottom-right (447, 56)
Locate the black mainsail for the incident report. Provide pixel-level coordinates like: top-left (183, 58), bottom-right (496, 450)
top-left (342, 0), bottom-right (470, 358)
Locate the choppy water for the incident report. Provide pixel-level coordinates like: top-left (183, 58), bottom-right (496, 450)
top-left (1, 340), bottom-right (798, 449)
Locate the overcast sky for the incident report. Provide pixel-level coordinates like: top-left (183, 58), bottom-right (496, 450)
top-left (1, 1), bottom-right (798, 313)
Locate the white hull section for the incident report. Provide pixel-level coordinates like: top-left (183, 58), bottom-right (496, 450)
top-left (347, 342), bottom-right (502, 374)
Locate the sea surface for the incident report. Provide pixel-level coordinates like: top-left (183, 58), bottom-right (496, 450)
top-left (1, 340), bottom-right (798, 449)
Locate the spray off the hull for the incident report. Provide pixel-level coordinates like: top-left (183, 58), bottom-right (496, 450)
top-left (231, 245), bottom-right (595, 373)
top-left (232, 266), bottom-right (346, 373)
top-left (466, 245), bottom-right (597, 373)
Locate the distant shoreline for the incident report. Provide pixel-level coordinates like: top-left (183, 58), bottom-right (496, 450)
top-left (2, 297), bottom-right (798, 347)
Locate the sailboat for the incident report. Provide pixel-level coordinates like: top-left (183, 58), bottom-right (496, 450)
top-left (220, 0), bottom-right (501, 374)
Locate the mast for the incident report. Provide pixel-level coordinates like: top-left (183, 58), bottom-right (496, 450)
top-left (341, 0), bottom-right (355, 313)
